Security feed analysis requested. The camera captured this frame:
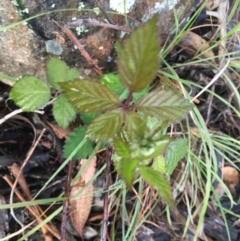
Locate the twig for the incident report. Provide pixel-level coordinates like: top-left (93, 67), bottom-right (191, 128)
top-left (60, 159), bottom-right (74, 241)
top-left (0, 109), bottom-right (44, 125)
top-left (100, 147), bottom-right (112, 241)
top-left (0, 109), bottom-right (23, 125)
top-left (191, 58), bottom-right (230, 103)
top-left (9, 128), bottom-right (49, 238)
top-left (54, 21), bottom-right (103, 76)
top-left (0, 96), bottom-right (58, 126)
top-left (226, 83), bottom-right (240, 133)
top-left (67, 18), bottom-right (132, 33)
top-left (216, 0), bottom-right (240, 111)
top-left (2, 175), bottom-right (44, 240)
top-left (9, 163), bottom-right (60, 240)
top-left (205, 84), bottom-right (216, 125)
top-left (97, 3), bottom-right (115, 25)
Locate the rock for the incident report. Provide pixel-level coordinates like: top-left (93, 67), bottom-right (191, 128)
top-left (20, 0), bottom-right (116, 76)
top-left (128, 0), bottom-right (203, 42)
top-left (0, 0), bottom-right (203, 82)
top-left (0, 1), bottom-right (46, 80)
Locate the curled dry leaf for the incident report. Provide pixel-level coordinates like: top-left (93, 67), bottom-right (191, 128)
top-left (205, 0), bottom-right (220, 10)
top-left (46, 121), bottom-right (71, 139)
top-left (181, 31), bottom-right (216, 63)
top-left (69, 156), bottom-right (97, 239)
top-left (216, 166), bottom-right (239, 197)
top-left (222, 166), bottom-right (239, 194)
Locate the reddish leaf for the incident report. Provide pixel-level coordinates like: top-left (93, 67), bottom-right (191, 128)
top-left (60, 80), bottom-right (120, 112)
top-left (135, 89), bottom-right (193, 123)
top-left (117, 15), bottom-right (159, 92)
top-left (86, 109), bottom-right (124, 141)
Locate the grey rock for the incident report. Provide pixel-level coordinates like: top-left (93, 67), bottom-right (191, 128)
top-left (0, 1), bottom-right (46, 80)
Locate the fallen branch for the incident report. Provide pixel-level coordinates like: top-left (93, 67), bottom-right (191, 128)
top-left (67, 18), bottom-right (132, 33)
top-left (54, 21), bottom-right (103, 76)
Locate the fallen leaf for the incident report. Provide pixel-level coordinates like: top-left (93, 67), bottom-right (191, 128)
top-left (205, 0), bottom-right (220, 10)
top-left (215, 166), bottom-right (240, 197)
top-left (69, 156), bottom-right (97, 239)
top-left (221, 166), bottom-right (239, 195)
top-left (46, 121), bottom-right (71, 139)
top-left (181, 31), bottom-right (216, 63)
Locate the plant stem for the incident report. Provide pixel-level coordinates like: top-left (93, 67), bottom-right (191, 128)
top-left (60, 159), bottom-right (74, 241)
top-left (124, 91), bottom-right (133, 109)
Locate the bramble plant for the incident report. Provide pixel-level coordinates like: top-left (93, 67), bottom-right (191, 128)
top-left (9, 15), bottom-right (193, 206)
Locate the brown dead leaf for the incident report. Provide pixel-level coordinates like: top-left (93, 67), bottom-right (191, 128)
top-left (215, 166), bottom-right (240, 196)
top-left (222, 166), bottom-right (239, 185)
top-left (213, 166), bottom-right (239, 198)
top-left (69, 156), bottom-right (97, 239)
top-left (205, 0), bottom-right (220, 10)
top-left (46, 121), bottom-right (71, 139)
top-left (181, 31), bottom-right (216, 63)
top-left (8, 164), bottom-right (60, 240)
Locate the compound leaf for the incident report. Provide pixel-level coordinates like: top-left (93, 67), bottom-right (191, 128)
top-left (60, 80), bottom-right (120, 113)
top-left (135, 89), bottom-right (193, 124)
top-left (118, 15), bottom-right (159, 92)
top-left (53, 94), bottom-right (77, 128)
top-left (63, 126), bottom-right (94, 159)
top-left (9, 76), bottom-right (51, 111)
top-left (165, 138), bottom-right (187, 176)
top-left (139, 166), bottom-right (175, 208)
top-left (86, 110), bottom-right (124, 141)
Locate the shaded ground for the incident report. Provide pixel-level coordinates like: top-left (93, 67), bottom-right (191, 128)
top-left (1, 0), bottom-right (240, 241)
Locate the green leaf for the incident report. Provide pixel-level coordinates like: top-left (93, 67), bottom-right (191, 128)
top-left (119, 158), bottom-right (139, 187)
top-left (139, 166), bottom-right (175, 208)
top-left (47, 57), bottom-right (68, 89)
top-left (113, 138), bottom-right (131, 159)
top-left (152, 155), bottom-right (166, 174)
top-left (100, 73), bottom-right (125, 96)
top-left (63, 126), bottom-right (94, 159)
top-left (135, 89), bottom-right (193, 124)
top-left (86, 110), bottom-right (124, 141)
top-left (165, 138), bottom-right (187, 176)
top-left (9, 76), bottom-right (51, 111)
top-left (117, 15), bottom-right (159, 92)
top-left (100, 73), bottom-right (150, 102)
top-left (46, 58), bottom-right (79, 89)
top-left (114, 42), bottom-right (122, 54)
top-left (100, 73), bottom-right (129, 102)
top-left (130, 136), bottom-right (170, 160)
top-left (65, 67), bottom-right (79, 81)
top-left (146, 116), bottom-right (159, 130)
top-left (53, 94), bottom-right (77, 128)
top-left (132, 86), bottom-right (150, 102)
top-left (59, 80), bottom-right (120, 112)
top-left (124, 111), bottom-right (144, 141)
top-left (81, 112), bottom-right (100, 125)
